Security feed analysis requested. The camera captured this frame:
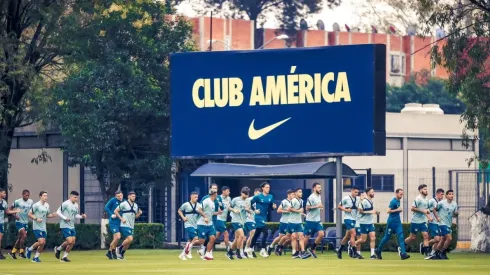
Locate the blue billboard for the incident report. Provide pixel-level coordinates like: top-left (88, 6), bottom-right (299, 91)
top-left (170, 44), bottom-right (386, 159)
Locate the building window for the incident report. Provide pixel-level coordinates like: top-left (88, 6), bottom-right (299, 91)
top-left (370, 175), bottom-right (395, 192)
top-left (343, 175), bottom-right (366, 191)
top-left (390, 53), bottom-right (406, 75)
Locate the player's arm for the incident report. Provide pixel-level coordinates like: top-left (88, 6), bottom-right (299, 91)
top-left (338, 200), bottom-right (351, 213)
top-left (411, 200), bottom-right (430, 214)
top-left (136, 208), bottom-right (143, 219)
top-left (28, 207), bottom-right (42, 223)
top-left (5, 202), bottom-right (21, 215)
top-left (277, 203), bottom-right (287, 214)
top-left (104, 198), bottom-right (114, 217)
top-left (453, 205), bottom-right (459, 217)
top-left (177, 207), bottom-right (188, 222)
top-left (196, 205), bottom-right (209, 223)
top-left (432, 205), bottom-right (441, 222)
top-left (114, 204), bottom-right (126, 223)
top-left (74, 206), bottom-right (86, 219)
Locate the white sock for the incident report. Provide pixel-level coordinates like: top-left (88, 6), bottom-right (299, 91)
top-left (240, 248), bottom-right (244, 254)
top-left (63, 252), bottom-right (69, 258)
top-left (34, 252), bottom-right (40, 258)
top-left (57, 246), bottom-right (63, 251)
top-left (371, 248), bottom-right (375, 256)
top-left (357, 250), bottom-right (361, 255)
top-left (269, 244), bottom-right (274, 249)
top-left (292, 249), bottom-right (296, 254)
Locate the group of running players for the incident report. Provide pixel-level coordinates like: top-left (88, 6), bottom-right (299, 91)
top-left (178, 182), bottom-right (458, 261)
top-left (0, 188), bottom-right (142, 263)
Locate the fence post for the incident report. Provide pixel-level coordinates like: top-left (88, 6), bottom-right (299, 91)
top-left (432, 167), bottom-right (436, 197)
top-left (367, 168), bottom-right (372, 189)
top-left (449, 170), bottom-right (453, 190)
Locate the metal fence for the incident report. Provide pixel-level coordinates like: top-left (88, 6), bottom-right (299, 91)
top-left (355, 167), bottom-right (489, 242)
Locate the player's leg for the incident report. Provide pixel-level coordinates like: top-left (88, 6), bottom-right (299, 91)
top-left (421, 229), bottom-right (430, 256)
top-left (19, 226), bottom-right (27, 257)
top-left (291, 232), bottom-right (299, 258)
top-left (355, 230), bottom-right (368, 259)
top-left (108, 222), bottom-right (121, 259)
top-left (258, 226), bottom-right (269, 257)
top-left (440, 226), bottom-right (452, 259)
top-left (236, 229), bottom-right (246, 258)
top-left (368, 230), bottom-right (376, 259)
top-left (34, 235), bottom-right (46, 262)
top-left (250, 225), bottom-right (263, 251)
top-left (336, 228), bottom-right (353, 259)
top-left (376, 224), bottom-right (393, 259)
top-left (0, 226), bottom-right (4, 259)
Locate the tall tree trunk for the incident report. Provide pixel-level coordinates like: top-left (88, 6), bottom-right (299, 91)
top-left (0, 124), bottom-right (15, 190)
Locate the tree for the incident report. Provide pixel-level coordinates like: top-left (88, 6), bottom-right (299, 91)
top-left (47, 1), bottom-right (194, 203)
top-left (179, 0), bottom-right (341, 48)
top-left (0, 1), bottom-right (87, 189)
top-left (353, 0), bottom-right (420, 33)
top-left (386, 70), bottom-right (465, 114)
top-left (416, 0), bottom-right (490, 166)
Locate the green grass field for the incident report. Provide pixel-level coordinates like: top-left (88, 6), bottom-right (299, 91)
top-left (1, 250), bottom-right (490, 275)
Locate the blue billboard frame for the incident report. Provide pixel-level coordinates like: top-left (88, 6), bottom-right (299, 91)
top-left (170, 44), bottom-right (386, 159)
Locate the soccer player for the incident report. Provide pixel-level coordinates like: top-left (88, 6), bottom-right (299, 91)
top-left (0, 188), bottom-right (21, 259)
top-left (250, 182), bottom-right (276, 257)
top-left (435, 190), bottom-right (458, 260)
top-left (26, 191), bottom-right (57, 262)
top-left (425, 188), bottom-right (444, 260)
top-left (178, 191), bottom-right (200, 260)
top-left (336, 186), bottom-right (359, 259)
top-left (216, 186), bottom-right (232, 253)
top-left (404, 184), bottom-right (432, 257)
top-left (375, 189), bottom-right (410, 260)
top-left (355, 187), bottom-right (379, 259)
top-left (198, 183), bottom-right (223, 257)
top-left (350, 192), bottom-right (364, 258)
top-left (8, 189), bottom-right (33, 259)
top-left (196, 189), bottom-right (219, 260)
top-left (304, 182), bottom-right (324, 258)
top-left (244, 188), bottom-right (261, 258)
top-left (289, 188), bottom-right (308, 259)
top-left (114, 191), bottom-right (142, 260)
top-left (227, 187), bottom-right (250, 259)
top-left (104, 190), bottom-right (124, 260)
top-left (54, 191), bottom-right (87, 262)
top-left (271, 189), bottom-right (294, 256)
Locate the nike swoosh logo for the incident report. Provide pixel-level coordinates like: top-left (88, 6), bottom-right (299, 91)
top-left (248, 117), bottom-right (291, 140)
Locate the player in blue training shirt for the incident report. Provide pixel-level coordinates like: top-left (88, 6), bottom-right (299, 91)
top-left (249, 182), bottom-right (277, 257)
top-left (375, 189), bottom-right (410, 260)
top-left (198, 183), bottom-right (223, 257)
top-left (425, 188), bottom-right (444, 260)
top-left (104, 190), bottom-right (124, 260)
top-left (434, 190), bottom-right (458, 260)
top-left (336, 187), bottom-right (360, 259)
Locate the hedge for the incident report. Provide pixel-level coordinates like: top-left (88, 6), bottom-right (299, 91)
top-left (224, 222), bottom-right (458, 252)
top-left (1, 222), bottom-right (100, 250)
top-left (1, 221), bottom-right (164, 250)
top-left (104, 223), bottom-right (165, 249)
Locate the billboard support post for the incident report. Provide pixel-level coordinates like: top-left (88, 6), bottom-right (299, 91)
top-left (336, 156), bottom-right (343, 247)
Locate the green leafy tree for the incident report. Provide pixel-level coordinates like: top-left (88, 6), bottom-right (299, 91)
top-left (416, 0), bottom-right (490, 165)
top-left (180, 0), bottom-right (341, 48)
top-left (386, 70), bottom-right (465, 114)
top-left (0, 1), bottom-right (85, 189)
top-left (47, 1), bottom-right (194, 203)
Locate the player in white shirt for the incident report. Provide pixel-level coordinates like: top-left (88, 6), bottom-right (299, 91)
top-left (27, 191), bottom-right (57, 262)
top-left (271, 189), bottom-right (294, 256)
top-left (196, 189), bottom-right (219, 260)
top-left (8, 189), bottom-right (33, 259)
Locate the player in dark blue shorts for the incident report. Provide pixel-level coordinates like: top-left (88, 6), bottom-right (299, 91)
top-left (104, 191), bottom-right (124, 259)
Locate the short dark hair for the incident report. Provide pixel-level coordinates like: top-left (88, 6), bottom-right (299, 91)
top-left (241, 187), bottom-right (250, 195)
top-left (395, 188), bottom-right (403, 193)
top-left (352, 186), bottom-right (359, 191)
top-left (294, 188), bottom-right (302, 192)
top-left (70, 191), bottom-right (79, 196)
top-left (312, 182), bottom-right (321, 189)
top-left (446, 189), bottom-right (454, 195)
top-left (221, 186), bottom-right (230, 192)
top-left (128, 191), bottom-right (136, 196)
top-left (22, 189), bottom-right (30, 194)
top-left (365, 187), bottom-right (374, 193)
top-left (287, 189), bottom-right (295, 194)
top-left (210, 183), bottom-right (218, 188)
top-left (418, 184), bottom-right (427, 191)
top-left (39, 191), bottom-right (47, 197)
top-left (0, 188), bottom-right (5, 193)
top-left (190, 191), bottom-right (198, 196)
top-left (115, 190), bottom-right (122, 195)
top-left (254, 188), bottom-right (261, 193)
top-left (436, 188), bottom-right (445, 194)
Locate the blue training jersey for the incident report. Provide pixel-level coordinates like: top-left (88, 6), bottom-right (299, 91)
top-left (105, 197), bottom-right (122, 224)
top-left (251, 193), bottom-right (274, 223)
top-left (387, 197), bottom-right (401, 224)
